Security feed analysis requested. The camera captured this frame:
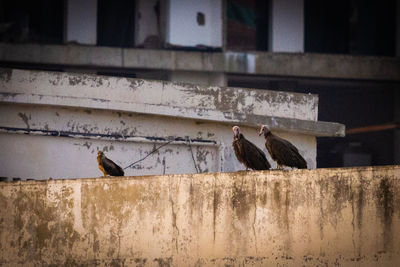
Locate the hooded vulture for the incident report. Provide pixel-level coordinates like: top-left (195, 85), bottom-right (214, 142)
top-left (259, 125), bottom-right (307, 169)
top-left (97, 151), bottom-right (125, 177)
top-left (232, 126), bottom-right (271, 171)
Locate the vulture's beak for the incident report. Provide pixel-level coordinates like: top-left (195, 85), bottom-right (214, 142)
top-left (258, 130), bottom-right (263, 136)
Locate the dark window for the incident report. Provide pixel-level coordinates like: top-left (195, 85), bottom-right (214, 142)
top-left (0, 0), bottom-right (63, 44)
top-left (305, 0), bottom-right (350, 54)
top-left (97, 0), bottom-right (135, 47)
top-left (305, 0), bottom-right (395, 56)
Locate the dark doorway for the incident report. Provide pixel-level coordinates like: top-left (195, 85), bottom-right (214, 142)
top-left (97, 0), bottom-right (135, 47)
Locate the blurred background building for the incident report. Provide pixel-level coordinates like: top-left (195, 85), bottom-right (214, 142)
top-left (0, 0), bottom-right (399, 177)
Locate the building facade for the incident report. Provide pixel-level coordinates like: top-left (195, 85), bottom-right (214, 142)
top-left (0, 0), bottom-right (399, 178)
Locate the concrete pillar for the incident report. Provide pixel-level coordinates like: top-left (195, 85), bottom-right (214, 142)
top-left (169, 71), bottom-right (227, 86)
top-left (268, 0), bottom-right (304, 52)
top-left (65, 0), bottom-right (97, 45)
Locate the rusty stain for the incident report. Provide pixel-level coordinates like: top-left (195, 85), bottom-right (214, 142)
top-left (212, 177), bottom-right (221, 242)
top-left (375, 177), bottom-right (394, 251)
top-left (357, 178), bottom-right (366, 230)
top-left (169, 191), bottom-right (179, 252)
top-left (231, 178), bottom-right (255, 221)
top-left (154, 257), bottom-right (173, 267)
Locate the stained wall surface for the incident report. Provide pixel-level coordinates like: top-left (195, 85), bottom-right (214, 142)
top-left (0, 165), bottom-right (399, 266)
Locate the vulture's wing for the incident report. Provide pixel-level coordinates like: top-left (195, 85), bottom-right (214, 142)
top-left (242, 138), bottom-right (271, 170)
top-left (101, 157), bottom-right (125, 176)
top-left (276, 135), bottom-right (300, 153)
top-left (232, 139), bottom-right (246, 166)
top-left (269, 135), bottom-right (307, 168)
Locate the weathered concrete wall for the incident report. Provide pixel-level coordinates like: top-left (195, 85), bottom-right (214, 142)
top-left (0, 103), bottom-right (315, 179)
top-left (0, 68), bottom-right (344, 179)
top-left (0, 69), bottom-right (321, 123)
top-left (0, 166), bottom-right (399, 266)
top-left (1, 43), bottom-right (399, 81)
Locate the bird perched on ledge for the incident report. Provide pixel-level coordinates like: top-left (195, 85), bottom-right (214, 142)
top-left (232, 126), bottom-right (271, 171)
top-left (259, 125), bottom-right (307, 169)
top-left (97, 151), bottom-right (124, 177)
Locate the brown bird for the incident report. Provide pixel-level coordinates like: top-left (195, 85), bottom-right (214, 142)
top-left (259, 125), bottom-right (307, 169)
top-left (97, 151), bottom-right (125, 177)
top-left (232, 126), bottom-right (271, 171)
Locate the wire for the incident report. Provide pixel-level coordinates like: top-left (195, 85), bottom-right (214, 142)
top-left (123, 137), bottom-right (200, 174)
top-left (0, 125), bottom-right (216, 174)
top-left (123, 139), bottom-right (174, 170)
top-left (187, 137), bottom-right (199, 173)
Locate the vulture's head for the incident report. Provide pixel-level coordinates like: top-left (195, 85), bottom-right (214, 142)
top-left (97, 151), bottom-right (104, 157)
top-left (259, 125), bottom-right (271, 136)
top-left (232, 126), bottom-right (241, 139)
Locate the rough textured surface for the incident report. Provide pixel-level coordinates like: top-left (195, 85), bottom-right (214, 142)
top-left (0, 68), bottom-right (344, 137)
top-left (0, 43), bottom-right (399, 81)
top-left (0, 165), bottom-right (399, 266)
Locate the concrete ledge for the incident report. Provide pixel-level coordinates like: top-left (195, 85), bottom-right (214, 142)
top-left (0, 165), bottom-right (399, 266)
top-left (0, 43), bottom-right (399, 81)
top-left (0, 68), bottom-right (344, 137)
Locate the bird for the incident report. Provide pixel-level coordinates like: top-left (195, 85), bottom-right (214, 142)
top-left (259, 125), bottom-right (307, 169)
top-left (232, 126), bottom-right (271, 171)
top-left (97, 151), bottom-right (125, 177)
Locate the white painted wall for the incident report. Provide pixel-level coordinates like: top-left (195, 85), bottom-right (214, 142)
top-left (269, 0), bottom-right (304, 52)
top-left (65, 0), bottom-right (97, 45)
top-left (167, 0), bottom-right (222, 47)
top-left (135, 0), bottom-right (160, 45)
top-left (0, 103), bottom-right (315, 180)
